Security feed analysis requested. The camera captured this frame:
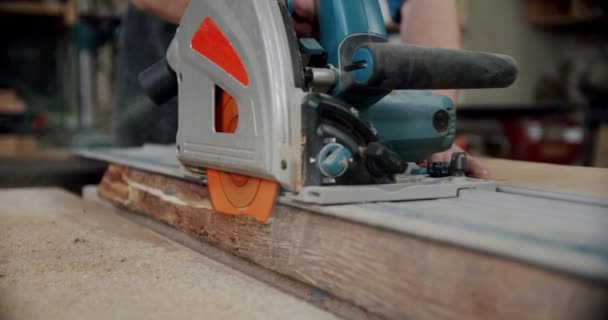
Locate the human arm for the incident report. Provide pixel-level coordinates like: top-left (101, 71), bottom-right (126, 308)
top-left (131, 0), bottom-right (189, 24)
top-left (400, 0), bottom-right (461, 102)
top-left (400, 0), bottom-right (489, 178)
top-left (130, 0), bottom-right (313, 34)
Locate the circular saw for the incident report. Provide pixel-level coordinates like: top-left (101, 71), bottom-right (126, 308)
top-left (138, 0), bottom-right (518, 223)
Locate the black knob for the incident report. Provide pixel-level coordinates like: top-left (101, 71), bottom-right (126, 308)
top-left (364, 142), bottom-right (407, 177)
top-left (138, 59), bottom-right (178, 106)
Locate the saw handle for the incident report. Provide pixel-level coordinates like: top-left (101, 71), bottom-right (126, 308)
top-left (344, 43), bottom-right (518, 93)
top-left (138, 59), bottom-right (178, 106)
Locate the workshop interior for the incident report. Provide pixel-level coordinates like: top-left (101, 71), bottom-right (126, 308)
top-left (1, 0), bottom-right (608, 319)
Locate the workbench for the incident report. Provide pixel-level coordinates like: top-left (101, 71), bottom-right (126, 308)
top-left (1, 156), bottom-right (607, 319)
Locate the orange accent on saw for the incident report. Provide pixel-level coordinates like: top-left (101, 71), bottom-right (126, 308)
top-left (191, 17), bottom-right (249, 86)
top-left (207, 170), bottom-right (279, 223)
top-left (214, 86), bottom-right (239, 133)
top-left (207, 89), bottom-right (279, 223)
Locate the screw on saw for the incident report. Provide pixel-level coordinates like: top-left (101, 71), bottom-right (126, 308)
top-left (323, 137), bottom-right (337, 144)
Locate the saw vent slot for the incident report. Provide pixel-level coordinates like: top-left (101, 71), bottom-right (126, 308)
top-left (214, 85), bottom-right (239, 133)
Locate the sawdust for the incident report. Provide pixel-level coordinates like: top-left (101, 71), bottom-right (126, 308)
top-left (72, 237), bottom-right (87, 244)
top-left (0, 188), bottom-right (338, 320)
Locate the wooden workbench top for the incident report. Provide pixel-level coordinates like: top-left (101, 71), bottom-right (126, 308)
top-left (484, 158), bottom-right (608, 198)
top-left (0, 188), bottom-right (336, 320)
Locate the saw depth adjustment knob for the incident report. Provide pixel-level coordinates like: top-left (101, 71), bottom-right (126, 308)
top-left (318, 143), bottom-right (353, 178)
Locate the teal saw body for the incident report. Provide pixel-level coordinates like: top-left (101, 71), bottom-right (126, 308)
top-left (311, 0), bottom-right (460, 162)
top-left (300, 0), bottom-right (516, 162)
top-left (360, 91), bottom-right (456, 162)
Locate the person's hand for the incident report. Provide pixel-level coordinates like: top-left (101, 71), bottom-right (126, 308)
top-left (292, 0), bottom-right (316, 36)
top-left (428, 144), bottom-right (490, 179)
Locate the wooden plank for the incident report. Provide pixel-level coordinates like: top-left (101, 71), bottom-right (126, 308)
top-left (76, 146), bottom-right (608, 279)
top-left (98, 164), bottom-right (608, 320)
top-left (485, 158), bottom-right (608, 198)
top-left (0, 188), bottom-right (337, 320)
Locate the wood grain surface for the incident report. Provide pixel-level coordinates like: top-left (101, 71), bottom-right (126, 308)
top-left (98, 164), bottom-right (608, 320)
top-left (0, 188), bottom-right (336, 320)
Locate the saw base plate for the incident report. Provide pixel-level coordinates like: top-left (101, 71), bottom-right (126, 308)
top-left (285, 177), bottom-right (497, 205)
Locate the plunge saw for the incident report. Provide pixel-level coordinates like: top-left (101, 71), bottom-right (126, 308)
top-left (138, 0), bottom-right (518, 223)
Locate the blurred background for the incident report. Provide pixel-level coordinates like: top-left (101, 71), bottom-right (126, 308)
top-left (0, 0), bottom-right (607, 190)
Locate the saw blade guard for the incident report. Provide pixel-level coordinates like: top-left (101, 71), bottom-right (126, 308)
top-left (170, 0), bottom-right (306, 193)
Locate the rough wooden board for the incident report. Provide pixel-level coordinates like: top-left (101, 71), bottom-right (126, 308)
top-left (76, 146), bottom-right (608, 277)
top-left (484, 158), bottom-right (608, 198)
top-left (98, 164), bottom-right (608, 320)
top-left (0, 188), bottom-right (337, 320)
top-left (82, 144), bottom-right (608, 279)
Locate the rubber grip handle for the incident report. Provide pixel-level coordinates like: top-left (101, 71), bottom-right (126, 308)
top-left (138, 59), bottom-right (178, 106)
top-left (347, 43), bottom-right (518, 91)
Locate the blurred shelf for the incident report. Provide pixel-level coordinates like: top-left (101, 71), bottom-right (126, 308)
top-left (0, 112), bottom-right (45, 135)
top-left (456, 102), bottom-right (583, 119)
top-left (0, 1), bottom-right (66, 16)
top-left (0, 1), bottom-right (76, 25)
top-left (526, 0), bottom-right (608, 28)
top-left (528, 14), bottom-right (608, 32)
top-left (529, 14), bottom-right (607, 27)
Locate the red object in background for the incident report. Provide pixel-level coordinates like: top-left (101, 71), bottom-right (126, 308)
top-left (454, 136), bottom-right (471, 153)
top-left (502, 117), bottom-right (584, 164)
top-left (30, 113), bottom-right (47, 131)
